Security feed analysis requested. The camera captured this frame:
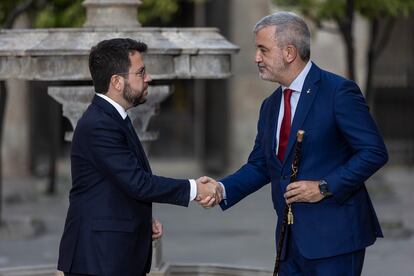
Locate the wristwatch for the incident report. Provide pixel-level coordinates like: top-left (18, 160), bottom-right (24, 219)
top-left (319, 180), bottom-right (333, 197)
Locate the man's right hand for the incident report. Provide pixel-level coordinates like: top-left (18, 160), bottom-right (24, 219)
top-left (195, 176), bottom-right (223, 208)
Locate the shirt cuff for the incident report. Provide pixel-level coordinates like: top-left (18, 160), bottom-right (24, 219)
top-left (219, 182), bottom-right (227, 199)
top-left (189, 179), bottom-right (197, 202)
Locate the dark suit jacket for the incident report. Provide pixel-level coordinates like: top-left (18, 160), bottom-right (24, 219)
top-left (220, 63), bottom-right (388, 259)
top-left (58, 95), bottom-right (190, 276)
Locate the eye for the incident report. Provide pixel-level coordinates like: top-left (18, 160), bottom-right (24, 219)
top-left (137, 67), bottom-right (146, 77)
top-left (258, 47), bottom-right (267, 54)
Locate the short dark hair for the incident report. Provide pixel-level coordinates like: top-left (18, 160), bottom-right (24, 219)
top-left (89, 38), bottom-right (148, 93)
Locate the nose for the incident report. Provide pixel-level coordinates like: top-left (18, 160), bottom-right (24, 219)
top-left (145, 74), bottom-right (152, 83)
top-left (254, 49), bottom-right (262, 63)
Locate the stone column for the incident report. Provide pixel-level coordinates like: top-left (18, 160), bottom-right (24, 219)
top-left (2, 15), bottom-right (31, 177)
top-left (2, 81), bottom-right (30, 177)
top-left (83, 0), bottom-right (142, 28)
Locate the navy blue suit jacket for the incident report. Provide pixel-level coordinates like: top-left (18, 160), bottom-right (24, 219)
top-left (220, 63), bottom-right (388, 259)
top-left (58, 95), bottom-right (190, 275)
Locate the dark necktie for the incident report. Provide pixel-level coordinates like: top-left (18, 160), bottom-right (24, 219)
top-left (277, 88), bottom-right (293, 161)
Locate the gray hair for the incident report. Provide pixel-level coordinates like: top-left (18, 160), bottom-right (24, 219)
top-left (254, 12), bottom-right (310, 61)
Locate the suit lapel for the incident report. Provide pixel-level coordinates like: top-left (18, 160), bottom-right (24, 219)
top-left (125, 119), bottom-right (152, 173)
top-left (92, 94), bottom-right (122, 122)
top-left (282, 64), bottom-right (321, 165)
top-left (92, 95), bottom-right (152, 173)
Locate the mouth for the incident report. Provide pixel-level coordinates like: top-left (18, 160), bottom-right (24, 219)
top-left (257, 64), bottom-right (266, 72)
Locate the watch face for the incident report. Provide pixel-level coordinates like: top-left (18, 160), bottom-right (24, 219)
top-left (319, 182), bottom-right (331, 197)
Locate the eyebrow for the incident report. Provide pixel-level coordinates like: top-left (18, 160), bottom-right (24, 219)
top-left (256, 44), bottom-right (269, 50)
top-left (136, 66), bottom-right (145, 73)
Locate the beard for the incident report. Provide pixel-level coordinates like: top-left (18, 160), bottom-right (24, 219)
top-left (258, 66), bottom-right (275, 81)
top-left (122, 81), bottom-right (147, 107)
top-left (258, 57), bottom-right (287, 83)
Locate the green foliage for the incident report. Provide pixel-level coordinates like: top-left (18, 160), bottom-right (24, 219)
top-left (138, 0), bottom-right (180, 24)
top-left (273, 0), bottom-right (414, 21)
top-left (34, 0), bottom-right (85, 28)
top-left (1, 0), bottom-right (196, 28)
top-left (357, 0), bottom-right (414, 18)
top-left (273, 0), bottom-right (343, 21)
top-left (0, 0), bottom-right (28, 26)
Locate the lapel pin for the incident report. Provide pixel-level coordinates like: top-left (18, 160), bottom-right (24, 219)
top-left (306, 88), bottom-right (311, 94)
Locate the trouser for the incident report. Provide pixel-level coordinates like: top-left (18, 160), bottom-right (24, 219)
top-left (279, 238), bottom-right (365, 276)
top-left (65, 274), bottom-right (96, 276)
top-left (65, 274), bottom-right (145, 276)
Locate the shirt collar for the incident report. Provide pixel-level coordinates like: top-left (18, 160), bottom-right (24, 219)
top-left (96, 93), bottom-right (128, 119)
top-left (282, 61), bottom-right (313, 93)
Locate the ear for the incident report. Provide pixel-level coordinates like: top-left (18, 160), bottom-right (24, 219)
top-left (283, 45), bottom-right (297, 63)
top-left (110, 75), bottom-right (124, 92)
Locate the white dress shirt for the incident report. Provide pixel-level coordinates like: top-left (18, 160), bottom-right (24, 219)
top-left (276, 61), bottom-right (312, 154)
top-left (96, 93), bottom-right (197, 202)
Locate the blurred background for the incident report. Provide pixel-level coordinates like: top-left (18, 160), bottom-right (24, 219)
top-left (0, 0), bottom-right (413, 275)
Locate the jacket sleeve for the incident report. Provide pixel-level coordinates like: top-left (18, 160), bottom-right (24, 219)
top-left (86, 121), bottom-right (190, 207)
top-left (324, 80), bottom-right (388, 204)
top-left (220, 100), bottom-right (271, 210)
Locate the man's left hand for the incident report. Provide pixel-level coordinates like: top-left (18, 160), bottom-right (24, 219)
top-left (152, 219), bottom-right (163, 241)
top-left (284, 180), bottom-right (324, 204)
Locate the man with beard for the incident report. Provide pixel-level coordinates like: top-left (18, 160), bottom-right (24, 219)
top-left (58, 38), bottom-right (222, 276)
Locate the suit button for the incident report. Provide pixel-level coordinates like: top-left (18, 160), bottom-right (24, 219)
top-left (282, 175), bottom-right (288, 180)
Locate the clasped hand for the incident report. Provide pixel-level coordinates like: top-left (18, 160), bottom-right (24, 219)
top-left (284, 180), bottom-right (324, 204)
top-left (195, 176), bottom-right (223, 208)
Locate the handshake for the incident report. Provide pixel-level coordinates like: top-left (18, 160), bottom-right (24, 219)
top-left (195, 176), bottom-right (223, 208)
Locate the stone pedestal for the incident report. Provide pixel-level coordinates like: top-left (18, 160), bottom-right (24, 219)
top-left (83, 0), bottom-right (142, 28)
top-left (149, 239), bottom-right (170, 276)
top-left (48, 85), bottom-right (171, 146)
top-left (2, 81), bottom-right (30, 176)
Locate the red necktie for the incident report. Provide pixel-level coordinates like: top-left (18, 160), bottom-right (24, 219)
top-left (277, 88), bottom-right (293, 161)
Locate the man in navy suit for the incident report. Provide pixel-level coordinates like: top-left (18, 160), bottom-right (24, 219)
top-left (57, 38), bottom-right (222, 276)
top-left (207, 12), bottom-right (388, 275)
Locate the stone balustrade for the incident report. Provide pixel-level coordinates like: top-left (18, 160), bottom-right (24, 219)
top-left (0, 28), bottom-right (238, 81)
